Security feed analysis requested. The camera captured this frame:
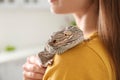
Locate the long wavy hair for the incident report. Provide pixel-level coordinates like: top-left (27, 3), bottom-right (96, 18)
top-left (98, 0), bottom-right (120, 79)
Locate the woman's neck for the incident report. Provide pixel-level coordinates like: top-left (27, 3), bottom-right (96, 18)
top-left (72, 1), bottom-right (98, 39)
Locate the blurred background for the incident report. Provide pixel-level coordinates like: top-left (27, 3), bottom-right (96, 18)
top-left (0, 0), bottom-right (74, 80)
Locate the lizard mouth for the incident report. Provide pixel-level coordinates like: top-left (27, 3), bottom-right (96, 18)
top-left (54, 38), bottom-right (80, 48)
top-left (59, 35), bottom-right (83, 46)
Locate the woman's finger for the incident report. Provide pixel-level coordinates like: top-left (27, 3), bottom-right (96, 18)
top-left (23, 63), bottom-right (46, 74)
top-left (23, 71), bottom-right (43, 80)
top-left (27, 56), bottom-right (42, 67)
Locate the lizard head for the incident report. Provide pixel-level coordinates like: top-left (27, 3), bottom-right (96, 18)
top-left (46, 26), bottom-right (84, 54)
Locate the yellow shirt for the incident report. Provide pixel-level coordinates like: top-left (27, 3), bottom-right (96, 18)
top-left (43, 32), bottom-right (116, 80)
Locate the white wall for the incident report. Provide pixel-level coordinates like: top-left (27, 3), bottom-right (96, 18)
top-left (0, 9), bottom-right (73, 51)
top-left (0, 58), bottom-right (26, 80)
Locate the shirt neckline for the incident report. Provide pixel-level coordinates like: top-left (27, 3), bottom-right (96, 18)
top-left (84, 32), bottom-right (98, 41)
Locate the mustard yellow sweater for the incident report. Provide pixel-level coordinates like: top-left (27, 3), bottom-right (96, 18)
top-left (43, 33), bottom-right (116, 80)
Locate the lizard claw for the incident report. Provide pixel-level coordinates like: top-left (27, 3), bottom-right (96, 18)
top-left (48, 59), bottom-right (54, 65)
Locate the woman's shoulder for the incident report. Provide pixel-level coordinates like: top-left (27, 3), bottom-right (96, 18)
top-left (53, 32), bottom-right (112, 74)
top-left (52, 32), bottom-right (109, 68)
top-left (44, 34), bottom-right (110, 80)
top-left (44, 33), bottom-right (114, 80)
top-left (54, 32), bottom-right (109, 62)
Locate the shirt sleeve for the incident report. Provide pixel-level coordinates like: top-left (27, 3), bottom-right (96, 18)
top-left (43, 46), bottom-right (110, 80)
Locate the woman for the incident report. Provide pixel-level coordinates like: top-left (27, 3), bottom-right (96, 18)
top-left (23, 0), bottom-right (120, 80)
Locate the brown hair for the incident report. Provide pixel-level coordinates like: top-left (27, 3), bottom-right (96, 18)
top-left (98, 0), bottom-right (120, 79)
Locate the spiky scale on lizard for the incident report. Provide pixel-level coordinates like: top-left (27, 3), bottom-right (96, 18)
top-left (37, 26), bottom-right (84, 67)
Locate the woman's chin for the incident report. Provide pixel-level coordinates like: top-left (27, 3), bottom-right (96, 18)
top-left (50, 8), bottom-right (70, 14)
top-left (50, 9), bottom-right (63, 14)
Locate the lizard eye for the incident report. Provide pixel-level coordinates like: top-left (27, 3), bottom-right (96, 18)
top-left (64, 34), bottom-right (67, 36)
top-left (53, 40), bottom-right (57, 43)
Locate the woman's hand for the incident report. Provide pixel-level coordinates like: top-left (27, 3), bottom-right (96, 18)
top-left (22, 56), bottom-right (46, 80)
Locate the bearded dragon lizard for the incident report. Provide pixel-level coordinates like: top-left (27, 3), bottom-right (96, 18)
top-left (37, 26), bottom-right (84, 67)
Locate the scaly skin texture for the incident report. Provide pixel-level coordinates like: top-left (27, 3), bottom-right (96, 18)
top-left (38, 26), bottom-right (84, 67)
